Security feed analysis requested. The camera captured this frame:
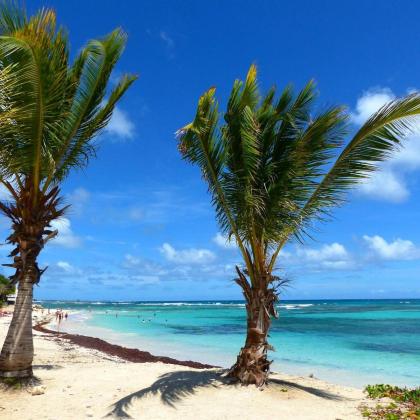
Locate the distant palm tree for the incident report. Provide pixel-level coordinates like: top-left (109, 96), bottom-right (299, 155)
top-left (0, 274), bottom-right (14, 303)
top-left (177, 65), bottom-right (420, 386)
top-left (0, 5), bottom-right (136, 378)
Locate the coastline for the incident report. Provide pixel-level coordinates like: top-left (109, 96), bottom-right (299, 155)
top-left (0, 305), bottom-right (370, 419)
top-left (42, 302), bottom-right (420, 389)
top-left (33, 321), bottom-right (216, 369)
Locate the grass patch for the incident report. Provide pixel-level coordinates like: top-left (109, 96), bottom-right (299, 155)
top-left (0, 376), bottom-right (39, 390)
top-left (359, 384), bottom-right (420, 419)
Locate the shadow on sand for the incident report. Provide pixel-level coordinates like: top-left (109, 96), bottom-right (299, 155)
top-left (33, 364), bottom-right (63, 371)
top-left (106, 369), bottom-right (346, 418)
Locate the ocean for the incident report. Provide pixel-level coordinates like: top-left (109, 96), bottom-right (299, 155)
top-left (38, 299), bottom-right (420, 388)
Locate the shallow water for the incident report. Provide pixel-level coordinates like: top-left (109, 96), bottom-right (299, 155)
top-left (39, 299), bottom-right (420, 388)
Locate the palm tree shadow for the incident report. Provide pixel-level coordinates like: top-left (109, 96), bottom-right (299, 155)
top-left (106, 369), bottom-right (229, 418)
top-left (33, 364), bottom-right (63, 371)
top-left (269, 378), bottom-right (346, 401)
top-left (106, 370), bottom-right (346, 418)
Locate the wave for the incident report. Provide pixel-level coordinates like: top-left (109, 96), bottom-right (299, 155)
top-left (279, 304), bottom-right (314, 310)
top-left (157, 302), bottom-right (245, 307)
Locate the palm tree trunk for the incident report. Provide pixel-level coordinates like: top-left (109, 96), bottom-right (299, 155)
top-left (0, 182), bottom-right (62, 379)
top-left (229, 288), bottom-right (272, 386)
top-left (228, 265), bottom-right (279, 387)
top-left (0, 270), bottom-right (34, 378)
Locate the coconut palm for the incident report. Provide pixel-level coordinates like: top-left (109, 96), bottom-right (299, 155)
top-left (0, 5), bottom-right (136, 378)
top-left (177, 65), bottom-right (420, 386)
top-left (0, 274), bottom-right (14, 303)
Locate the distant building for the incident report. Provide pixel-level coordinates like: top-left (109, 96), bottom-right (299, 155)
top-left (6, 293), bottom-right (16, 304)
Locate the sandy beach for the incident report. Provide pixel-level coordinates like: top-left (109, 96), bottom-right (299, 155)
top-left (0, 306), bottom-right (372, 420)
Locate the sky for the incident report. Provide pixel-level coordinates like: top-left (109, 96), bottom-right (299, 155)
top-left (2, 0), bottom-right (420, 301)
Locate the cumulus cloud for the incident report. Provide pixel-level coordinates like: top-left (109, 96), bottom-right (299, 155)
top-left (105, 107), bottom-right (135, 140)
top-left (212, 233), bottom-right (237, 250)
top-left (295, 242), bottom-right (354, 269)
top-left (363, 235), bottom-right (420, 261)
top-left (358, 169), bottom-right (409, 203)
top-left (351, 88), bottom-right (395, 125)
top-left (277, 242), bottom-right (354, 271)
top-left (50, 218), bottom-right (81, 248)
top-left (352, 87), bottom-right (420, 202)
top-left (159, 243), bottom-right (216, 265)
top-left (297, 242), bottom-right (349, 261)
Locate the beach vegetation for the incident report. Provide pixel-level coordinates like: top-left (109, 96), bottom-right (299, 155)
top-left (0, 3), bottom-right (136, 378)
top-left (177, 65), bottom-right (420, 386)
top-left (360, 384), bottom-right (420, 419)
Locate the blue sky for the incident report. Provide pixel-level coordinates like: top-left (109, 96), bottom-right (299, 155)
top-left (3, 0), bottom-right (420, 301)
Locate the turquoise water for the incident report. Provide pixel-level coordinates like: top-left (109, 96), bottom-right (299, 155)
top-left (39, 299), bottom-right (420, 387)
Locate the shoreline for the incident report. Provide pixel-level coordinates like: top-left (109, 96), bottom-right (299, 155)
top-left (41, 305), bottom-right (420, 389)
top-left (33, 320), bottom-right (217, 369)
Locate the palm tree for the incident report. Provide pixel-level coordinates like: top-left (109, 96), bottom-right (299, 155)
top-left (0, 274), bottom-right (15, 304)
top-left (0, 5), bottom-right (136, 378)
top-left (177, 65), bottom-right (420, 386)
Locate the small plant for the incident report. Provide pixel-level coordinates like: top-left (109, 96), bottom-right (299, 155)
top-left (0, 376), bottom-right (40, 391)
top-left (0, 377), bottom-right (23, 390)
top-left (360, 384), bottom-right (420, 419)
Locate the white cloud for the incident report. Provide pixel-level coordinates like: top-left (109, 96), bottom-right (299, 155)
top-left (50, 218), bottom-right (81, 248)
top-left (105, 107), bottom-right (135, 140)
top-left (297, 242), bottom-right (349, 262)
top-left (55, 261), bottom-right (82, 275)
top-left (391, 133), bottom-right (420, 170)
top-left (212, 233), bottom-right (237, 250)
top-left (363, 235), bottom-right (420, 261)
top-left (159, 242), bottom-right (216, 265)
top-left (56, 261), bottom-right (74, 272)
top-left (277, 242), bottom-right (354, 271)
top-left (352, 87), bottom-right (420, 202)
top-left (351, 88), bottom-right (395, 125)
top-left (358, 169), bottom-right (408, 203)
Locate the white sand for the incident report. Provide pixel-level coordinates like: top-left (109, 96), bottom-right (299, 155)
top-left (0, 306), bottom-right (368, 419)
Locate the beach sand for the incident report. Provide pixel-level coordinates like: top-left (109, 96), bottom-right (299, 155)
top-left (0, 306), bottom-right (369, 419)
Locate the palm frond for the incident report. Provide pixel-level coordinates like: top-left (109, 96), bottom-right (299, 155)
top-left (300, 93), bottom-right (420, 229)
top-left (0, 7), bottom-right (136, 195)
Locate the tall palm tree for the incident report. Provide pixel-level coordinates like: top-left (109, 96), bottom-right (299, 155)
top-left (0, 5), bottom-right (136, 378)
top-left (177, 65), bottom-right (420, 386)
